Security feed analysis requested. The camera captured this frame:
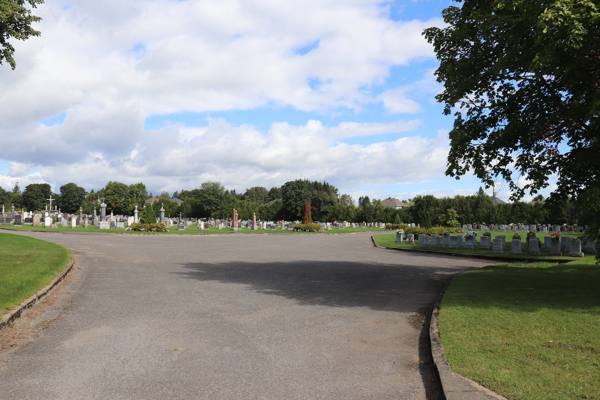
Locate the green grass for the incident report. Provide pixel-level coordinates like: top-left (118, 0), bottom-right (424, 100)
top-left (1, 224), bottom-right (387, 235)
top-left (373, 231), bottom-right (586, 261)
top-left (440, 257), bottom-right (600, 400)
top-left (0, 233), bottom-right (72, 316)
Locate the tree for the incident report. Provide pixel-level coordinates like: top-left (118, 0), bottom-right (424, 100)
top-left (244, 186), bottom-right (269, 203)
top-left (281, 180), bottom-right (312, 220)
top-left (1, 0), bottom-right (44, 69)
top-left (439, 208), bottom-right (460, 228)
top-left (339, 194), bottom-right (354, 206)
top-left (180, 181), bottom-right (225, 218)
top-left (21, 183), bottom-right (52, 211)
top-left (268, 187), bottom-right (282, 200)
top-left (424, 0), bottom-right (600, 253)
top-left (12, 183), bottom-right (20, 194)
top-left (59, 183), bottom-right (87, 214)
top-left (139, 205), bottom-right (157, 224)
top-left (98, 181), bottom-right (135, 215)
top-left (424, 1), bottom-right (599, 197)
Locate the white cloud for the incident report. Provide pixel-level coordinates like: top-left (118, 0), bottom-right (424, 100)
top-left (1, 118), bottom-right (449, 195)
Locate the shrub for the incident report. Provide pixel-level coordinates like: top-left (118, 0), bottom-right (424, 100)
top-left (131, 222), bottom-right (167, 232)
top-left (294, 223), bottom-right (321, 232)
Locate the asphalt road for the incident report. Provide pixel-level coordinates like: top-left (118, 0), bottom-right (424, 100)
top-left (0, 231), bottom-right (493, 400)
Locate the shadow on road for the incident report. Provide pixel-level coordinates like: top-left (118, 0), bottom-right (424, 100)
top-left (175, 260), bottom-right (462, 400)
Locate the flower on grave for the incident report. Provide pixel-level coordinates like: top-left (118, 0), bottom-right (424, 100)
top-left (407, 236), bottom-right (414, 243)
top-left (551, 232), bottom-right (561, 241)
top-left (464, 231), bottom-right (477, 239)
top-left (443, 231), bottom-right (450, 236)
top-left (513, 233), bottom-right (521, 239)
top-left (526, 231), bottom-right (537, 242)
top-left (396, 229), bottom-right (405, 235)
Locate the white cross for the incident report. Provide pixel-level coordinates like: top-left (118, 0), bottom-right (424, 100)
top-left (47, 194), bottom-right (54, 208)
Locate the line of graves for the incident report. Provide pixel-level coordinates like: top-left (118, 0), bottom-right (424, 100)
top-left (395, 229), bottom-right (598, 257)
top-left (459, 223), bottom-right (586, 233)
top-left (1, 202), bottom-right (394, 233)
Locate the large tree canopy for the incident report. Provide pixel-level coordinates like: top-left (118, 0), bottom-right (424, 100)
top-left (59, 182), bottom-right (87, 214)
top-left (0, 0), bottom-right (44, 69)
top-left (423, 0), bottom-right (599, 202)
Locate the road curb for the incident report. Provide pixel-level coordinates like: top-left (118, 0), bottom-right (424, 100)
top-left (0, 257), bottom-right (75, 332)
top-left (429, 274), bottom-right (509, 400)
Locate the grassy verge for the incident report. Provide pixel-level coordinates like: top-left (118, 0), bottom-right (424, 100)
top-left (440, 256), bottom-right (600, 400)
top-left (0, 233), bottom-right (72, 316)
top-left (373, 232), bottom-right (586, 261)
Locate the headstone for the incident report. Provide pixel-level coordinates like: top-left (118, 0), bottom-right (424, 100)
top-left (529, 225), bottom-right (536, 232)
top-left (84, 219), bottom-right (89, 228)
top-left (548, 239), bottom-right (562, 256)
top-left (464, 236), bottom-right (476, 249)
top-left (199, 221), bottom-right (205, 230)
top-left (407, 234), bottom-right (414, 243)
top-left (61, 218), bottom-right (68, 227)
top-left (44, 216), bottom-right (52, 228)
top-left (419, 234), bottom-right (429, 246)
top-left (480, 236), bottom-right (491, 250)
top-left (97, 201), bottom-right (110, 229)
top-left (568, 239), bottom-right (584, 257)
top-left (33, 215), bottom-right (41, 226)
top-left (134, 205), bottom-right (139, 223)
top-left (542, 226), bottom-right (548, 232)
top-left (160, 204), bottom-right (165, 223)
top-left (443, 235), bottom-right (450, 247)
top-left (14, 215), bottom-right (22, 226)
top-left (449, 236), bottom-right (459, 249)
top-left (510, 239), bottom-right (522, 254)
top-left (543, 236), bottom-right (552, 251)
top-left (582, 238), bottom-right (597, 255)
top-left (252, 213), bottom-right (257, 230)
top-left (395, 232), bottom-right (403, 244)
top-left (528, 238), bottom-right (540, 256)
top-left (492, 237), bottom-right (505, 254)
top-left (560, 236), bottom-right (571, 252)
top-left (71, 216), bottom-right (77, 228)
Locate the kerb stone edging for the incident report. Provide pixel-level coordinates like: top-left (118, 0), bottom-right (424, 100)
top-left (0, 258), bottom-right (75, 332)
top-left (430, 274), bottom-right (509, 400)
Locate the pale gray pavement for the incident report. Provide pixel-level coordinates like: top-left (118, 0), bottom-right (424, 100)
top-left (0, 231), bottom-right (494, 400)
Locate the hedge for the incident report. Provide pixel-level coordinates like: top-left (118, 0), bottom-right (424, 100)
top-left (385, 224), bottom-right (463, 236)
top-left (130, 222), bottom-right (168, 232)
top-left (294, 223), bottom-right (321, 232)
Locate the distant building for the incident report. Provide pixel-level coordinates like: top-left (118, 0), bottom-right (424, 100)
top-left (145, 197), bottom-right (160, 204)
top-left (492, 197), bottom-right (506, 205)
top-left (381, 198), bottom-right (408, 209)
top-left (171, 197), bottom-right (184, 205)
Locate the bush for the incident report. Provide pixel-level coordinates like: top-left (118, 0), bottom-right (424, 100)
top-left (294, 223), bottom-right (321, 232)
top-left (131, 222), bottom-right (167, 232)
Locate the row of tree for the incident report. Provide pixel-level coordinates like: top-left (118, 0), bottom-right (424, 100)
top-left (0, 180), bottom-right (588, 226)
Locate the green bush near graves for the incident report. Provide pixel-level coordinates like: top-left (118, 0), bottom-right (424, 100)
top-left (130, 222), bottom-right (168, 232)
top-left (0, 233), bottom-right (71, 316)
top-left (293, 223), bottom-right (321, 232)
top-left (439, 257), bottom-right (600, 400)
top-left (384, 224), bottom-right (462, 236)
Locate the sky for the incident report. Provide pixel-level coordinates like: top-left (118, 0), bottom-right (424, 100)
top-left (0, 0), bottom-right (550, 203)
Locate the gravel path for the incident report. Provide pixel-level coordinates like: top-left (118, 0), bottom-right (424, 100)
top-left (0, 231), bottom-right (493, 400)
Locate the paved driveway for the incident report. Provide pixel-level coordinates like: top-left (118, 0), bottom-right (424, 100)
top-left (0, 231), bottom-right (492, 400)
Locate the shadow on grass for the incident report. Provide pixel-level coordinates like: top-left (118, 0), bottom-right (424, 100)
top-left (442, 263), bottom-right (600, 312)
top-left (175, 260), bottom-right (464, 400)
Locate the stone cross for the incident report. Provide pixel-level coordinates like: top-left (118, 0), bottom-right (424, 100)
top-left (47, 194), bottom-right (55, 209)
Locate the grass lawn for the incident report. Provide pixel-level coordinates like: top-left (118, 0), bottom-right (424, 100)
top-left (0, 233), bottom-right (72, 317)
top-left (440, 256), bottom-right (600, 400)
top-left (373, 232), bottom-right (587, 261)
top-left (1, 224), bottom-right (387, 235)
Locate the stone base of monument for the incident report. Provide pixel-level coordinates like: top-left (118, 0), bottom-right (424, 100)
top-left (178, 223), bottom-right (186, 230)
top-left (96, 221), bottom-right (110, 230)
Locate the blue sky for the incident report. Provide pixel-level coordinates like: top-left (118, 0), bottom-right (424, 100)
top-left (0, 0), bottom-right (540, 203)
